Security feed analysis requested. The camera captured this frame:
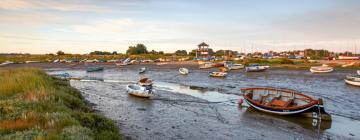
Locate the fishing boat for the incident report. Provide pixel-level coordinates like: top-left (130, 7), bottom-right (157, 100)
top-left (245, 64), bottom-right (269, 72)
top-left (225, 62), bottom-right (244, 70)
top-left (209, 71), bottom-right (227, 77)
top-left (199, 62), bottom-right (213, 69)
top-left (241, 87), bottom-right (331, 119)
top-left (86, 66), bottom-right (104, 72)
top-left (126, 84), bottom-right (154, 98)
top-left (179, 68), bottom-right (189, 75)
top-left (310, 66), bottom-right (333, 73)
top-left (139, 67), bottom-right (146, 74)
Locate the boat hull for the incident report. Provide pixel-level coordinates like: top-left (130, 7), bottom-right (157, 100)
top-left (345, 79), bottom-right (360, 86)
top-left (244, 98), bottom-right (321, 115)
top-left (179, 68), bottom-right (189, 75)
top-left (245, 66), bottom-right (269, 72)
top-left (310, 67), bottom-right (333, 73)
top-left (126, 84), bottom-right (154, 98)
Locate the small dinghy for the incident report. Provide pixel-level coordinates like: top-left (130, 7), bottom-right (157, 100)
top-left (245, 64), bottom-right (269, 72)
top-left (345, 75), bottom-right (360, 86)
top-left (242, 87), bottom-right (331, 119)
top-left (310, 66), bottom-right (333, 73)
top-left (199, 62), bottom-right (213, 69)
top-left (212, 62), bottom-right (224, 67)
top-left (225, 63), bottom-right (244, 70)
top-left (209, 71), bottom-right (227, 77)
top-left (139, 67), bottom-right (146, 74)
top-left (126, 84), bottom-right (154, 98)
top-left (179, 68), bottom-right (189, 75)
top-left (86, 66), bottom-right (104, 72)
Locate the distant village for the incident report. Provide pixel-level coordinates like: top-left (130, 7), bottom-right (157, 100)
top-left (1, 42), bottom-right (360, 63)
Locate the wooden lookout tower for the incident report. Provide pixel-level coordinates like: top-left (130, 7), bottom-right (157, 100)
top-left (196, 42), bottom-right (211, 60)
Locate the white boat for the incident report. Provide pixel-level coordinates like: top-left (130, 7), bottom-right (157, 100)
top-left (345, 78), bottom-right (360, 86)
top-left (156, 62), bottom-right (168, 65)
top-left (310, 66), bottom-right (333, 73)
top-left (25, 61), bottom-right (40, 63)
top-left (126, 84), bottom-right (154, 98)
top-left (346, 75), bottom-right (360, 81)
top-left (116, 63), bottom-right (128, 66)
top-left (342, 62), bottom-right (356, 67)
top-left (139, 67), bottom-right (146, 74)
top-left (179, 68), bottom-right (189, 75)
top-left (0, 61), bottom-right (14, 66)
top-left (357, 70), bottom-right (360, 75)
top-left (209, 71), bottom-right (227, 77)
top-left (199, 62), bottom-right (213, 69)
top-left (245, 64), bottom-right (269, 72)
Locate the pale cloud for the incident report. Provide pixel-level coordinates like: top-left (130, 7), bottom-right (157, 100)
top-left (71, 19), bottom-right (135, 34)
top-left (0, 0), bottom-right (110, 12)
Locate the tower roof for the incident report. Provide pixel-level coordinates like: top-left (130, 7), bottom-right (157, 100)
top-left (198, 42), bottom-right (209, 47)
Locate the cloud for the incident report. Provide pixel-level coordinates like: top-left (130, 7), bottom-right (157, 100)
top-left (0, 0), bottom-right (110, 13)
top-left (71, 19), bottom-right (135, 34)
top-left (272, 4), bottom-right (360, 40)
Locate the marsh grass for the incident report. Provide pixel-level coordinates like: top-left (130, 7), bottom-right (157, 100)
top-left (0, 68), bottom-right (121, 140)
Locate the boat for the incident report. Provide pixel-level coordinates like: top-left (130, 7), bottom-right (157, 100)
top-left (179, 68), bottom-right (189, 75)
top-left (310, 66), bottom-right (333, 73)
top-left (86, 66), bottom-right (104, 72)
top-left (241, 87), bottom-right (331, 119)
top-left (212, 62), bottom-right (224, 67)
top-left (225, 62), bottom-right (244, 70)
top-left (357, 70), bottom-right (360, 75)
top-left (245, 64), bottom-right (269, 72)
top-left (0, 61), bottom-right (14, 66)
top-left (209, 71), bottom-right (227, 77)
top-left (345, 78), bottom-right (360, 87)
top-left (126, 84), bottom-right (154, 98)
top-left (139, 67), bottom-right (146, 74)
top-left (199, 62), bottom-right (213, 69)
top-left (346, 75), bottom-right (360, 81)
top-left (116, 63), bottom-right (128, 66)
top-left (342, 62), bottom-right (356, 67)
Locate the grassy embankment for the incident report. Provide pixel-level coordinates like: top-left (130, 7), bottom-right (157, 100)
top-left (0, 68), bottom-right (122, 140)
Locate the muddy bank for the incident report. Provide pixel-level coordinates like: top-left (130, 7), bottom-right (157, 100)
top-left (5, 63), bottom-right (360, 139)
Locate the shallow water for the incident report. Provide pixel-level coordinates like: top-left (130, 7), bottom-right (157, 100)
top-left (47, 67), bottom-right (360, 139)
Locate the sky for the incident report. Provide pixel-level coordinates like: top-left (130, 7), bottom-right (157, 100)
top-left (0, 0), bottom-right (360, 54)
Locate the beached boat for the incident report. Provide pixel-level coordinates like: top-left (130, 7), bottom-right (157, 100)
top-left (0, 61), bottom-right (14, 66)
top-left (342, 62), bottom-right (356, 67)
top-left (179, 68), bottom-right (189, 75)
top-left (225, 62), bottom-right (244, 70)
top-left (86, 66), bottom-right (104, 72)
top-left (139, 67), bottom-right (146, 74)
top-left (209, 71), bottom-right (227, 77)
top-left (126, 84), bottom-right (154, 98)
top-left (310, 66), bottom-right (333, 73)
top-left (345, 78), bottom-right (360, 87)
top-left (212, 62), bottom-right (224, 67)
top-left (199, 62), bottom-right (213, 69)
top-left (242, 87), bottom-right (331, 118)
top-left (245, 64), bottom-right (269, 72)
top-left (346, 75), bottom-right (360, 81)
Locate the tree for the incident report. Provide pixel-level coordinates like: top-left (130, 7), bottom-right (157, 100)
top-left (112, 51), bottom-right (118, 55)
top-left (89, 51), bottom-right (111, 55)
top-left (189, 49), bottom-right (197, 56)
top-left (57, 51), bottom-right (65, 55)
top-left (126, 44), bottom-right (148, 55)
top-left (158, 51), bottom-right (164, 55)
top-left (175, 50), bottom-right (187, 56)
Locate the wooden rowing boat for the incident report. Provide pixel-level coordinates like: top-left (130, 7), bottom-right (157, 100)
top-left (241, 87), bottom-right (331, 120)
